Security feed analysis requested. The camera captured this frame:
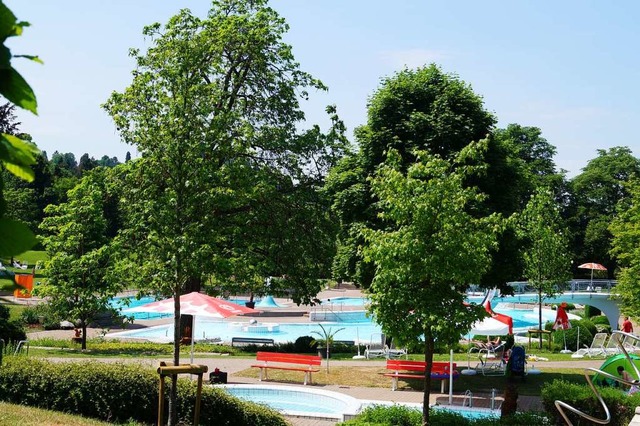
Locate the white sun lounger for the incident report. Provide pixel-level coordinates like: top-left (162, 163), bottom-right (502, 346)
top-left (571, 332), bottom-right (608, 358)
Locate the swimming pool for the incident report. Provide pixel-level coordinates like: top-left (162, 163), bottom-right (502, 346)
top-left (107, 295), bottom-right (568, 343)
top-left (220, 384), bottom-right (362, 421)
top-left (109, 296), bottom-right (172, 320)
top-left (107, 317), bottom-right (383, 344)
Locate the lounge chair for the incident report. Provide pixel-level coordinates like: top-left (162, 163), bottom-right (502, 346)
top-left (604, 333), bottom-right (624, 355)
top-left (571, 332), bottom-right (608, 358)
top-left (475, 342), bottom-right (508, 376)
top-left (364, 333), bottom-right (387, 359)
top-left (386, 340), bottom-right (408, 359)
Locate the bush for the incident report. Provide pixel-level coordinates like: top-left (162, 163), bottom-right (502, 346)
top-left (0, 358), bottom-right (287, 425)
top-left (585, 305), bottom-right (602, 318)
top-left (541, 379), bottom-right (640, 426)
top-left (338, 404), bottom-right (551, 426)
top-left (591, 316), bottom-right (610, 325)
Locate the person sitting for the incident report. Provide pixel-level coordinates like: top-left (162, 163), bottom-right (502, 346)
top-left (617, 366), bottom-right (640, 394)
top-left (487, 336), bottom-right (501, 350)
top-left (180, 326), bottom-right (192, 345)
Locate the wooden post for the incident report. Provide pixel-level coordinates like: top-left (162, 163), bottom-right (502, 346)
top-left (156, 362), bottom-right (208, 426)
top-left (157, 374), bottom-right (165, 426)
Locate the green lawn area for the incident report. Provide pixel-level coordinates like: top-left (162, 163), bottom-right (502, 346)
top-left (0, 250), bottom-right (48, 292)
top-left (0, 401), bottom-right (143, 425)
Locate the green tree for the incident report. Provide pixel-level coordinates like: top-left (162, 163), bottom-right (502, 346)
top-left (363, 144), bottom-right (499, 425)
top-left (38, 169), bottom-right (119, 350)
top-left (480, 125), bottom-right (566, 287)
top-left (516, 189), bottom-right (572, 349)
top-left (103, 2), bottom-right (339, 422)
top-left (326, 64), bottom-right (497, 289)
top-left (568, 147), bottom-right (640, 275)
top-left (610, 178), bottom-right (640, 319)
top-left (0, 3), bottom-right (41, 257)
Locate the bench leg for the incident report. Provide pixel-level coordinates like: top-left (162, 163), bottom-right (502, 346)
top-left (391, 377), bottom-right (398, 391)
top-left (441, 379), bottom-right (446, 393)
top-left (303, 372), bottom-right (309, 386)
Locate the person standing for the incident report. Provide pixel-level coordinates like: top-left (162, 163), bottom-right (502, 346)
top-left (622, 316), bottom-right (634, 334)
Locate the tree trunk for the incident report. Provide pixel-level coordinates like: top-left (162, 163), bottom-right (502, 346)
top-left (422, 333), bottom-right (435, 426)
top-left (167, 291), bottom-right (181, 426)
top-left (538, 290), bottom-right (543, 350)
top-left (81, 322), bottom-right (87, 351)
top-left (184, 276), bottom-right (202, 293)
top-left (501, 377), bottom-right (518, 418)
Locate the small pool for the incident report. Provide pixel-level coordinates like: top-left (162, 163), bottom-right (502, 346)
top-left (320, 297), bottom-right (369, 307)
top-left (219, 384), bottom-right (361, 421)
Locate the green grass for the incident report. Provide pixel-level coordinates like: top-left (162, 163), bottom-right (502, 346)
top-left (0, 250), bottom-right (48, 292)
top-left (0, 401), bottom-right (143, 425)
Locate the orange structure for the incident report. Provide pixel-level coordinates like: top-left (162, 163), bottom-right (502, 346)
top-left (13, 274), bottom-right (33, 298)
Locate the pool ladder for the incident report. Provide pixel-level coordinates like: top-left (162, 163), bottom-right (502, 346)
top-left (462, 389), bottom-right (473, 407)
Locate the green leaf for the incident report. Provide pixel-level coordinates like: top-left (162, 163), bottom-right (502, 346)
top-left (0, 67), bottom-right (37, 114)
top-left (0, 217), bottom-right (37, 256)
top-left (14, 54), bottom-right (43, 64)
top-left (0, 133), bottom-right (38, 181)
top-left (0, 4), bottom-right (17, 40)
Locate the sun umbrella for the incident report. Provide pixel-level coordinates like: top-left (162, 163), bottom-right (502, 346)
top-left (553, 302), bottom-right (572, 353)
top-left (124, 291), bottom-right (259, 362)
top-left (578, 262), bottom-right (607, 290)
top-left (468, 316), bottom-right (510, 336)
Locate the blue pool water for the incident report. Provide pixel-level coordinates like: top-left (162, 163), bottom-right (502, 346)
top-left (220, 385), bottom-right (361, 420)
top-left (109, 296), bottom-right (172, 320)
top-left (108, 315), bottom-right (382, 344)
top-left (107, 295), bottom-right (563, 343)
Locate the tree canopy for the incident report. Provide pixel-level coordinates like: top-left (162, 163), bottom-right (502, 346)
top-left (103, 2), bottom-right (344, 422)
top-left (363, 143), bottom-right (500, 425)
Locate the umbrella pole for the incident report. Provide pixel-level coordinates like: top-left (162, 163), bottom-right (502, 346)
top-left (190, 317), bottom-right (195, 364)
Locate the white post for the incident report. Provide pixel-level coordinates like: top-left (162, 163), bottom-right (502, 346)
top-left (449, 349), bottom-right (454, 405)
top-left (190, 316), bottom-right (196, 364)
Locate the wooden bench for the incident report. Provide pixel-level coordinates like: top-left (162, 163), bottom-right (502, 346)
top-left (231, 337), bottom-right (275, 347)
top-left (251, 351), bottom-right (322, 385)
top-left (382, 359), bottom-right (459, 392)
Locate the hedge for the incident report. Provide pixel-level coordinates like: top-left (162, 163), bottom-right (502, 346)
top-left (541, 379), bottom-right (640, 426)
top-left (0, 358), bottom-right (286, 425)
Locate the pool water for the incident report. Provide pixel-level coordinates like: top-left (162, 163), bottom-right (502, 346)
top-left (109, 296), bottom-right (172, 320)
top-left (108, 316), bottom-right (382, 344)
top-left (107, 295), bottom-right (567, 343)
top-left (220, 385), bottom-right (361, 420)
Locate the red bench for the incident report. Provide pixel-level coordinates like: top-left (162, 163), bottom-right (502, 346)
top-left (251, 351), bottom-right (322, 385)
top-left (382, 359), bottom-right (459, 392)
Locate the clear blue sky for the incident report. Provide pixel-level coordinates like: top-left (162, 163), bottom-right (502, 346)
top-left (6, 0), bottom-right (639, 177)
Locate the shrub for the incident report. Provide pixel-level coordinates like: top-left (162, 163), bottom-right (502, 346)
top-left (585, 305), bottom-right (602, 318)
top-left (541, 379), bottom-right (640, 426)
top-left (591, 316), bottom-right (610, 325)
top-left (0, 358), bottom-right (287, 425)
top-left (294, 335), bottom-right (316, 353)
top-left (338, 404), bottom-right (551, 426)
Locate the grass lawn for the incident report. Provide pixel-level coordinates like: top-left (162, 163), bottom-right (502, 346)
top-left (0, 250), bottom-right (48, 292)
top-left (0, 401), bottom-right (143, 426)
top-left (233, 365), bottom-right (586, 396)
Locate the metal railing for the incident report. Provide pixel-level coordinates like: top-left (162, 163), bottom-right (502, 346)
top-left (554, 330), bottom-right (640, 425)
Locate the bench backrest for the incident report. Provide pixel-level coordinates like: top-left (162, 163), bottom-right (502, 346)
top-left (386, 359), bottom-right (457, 373)
top-left (256, 351), bottom-right (322, 366)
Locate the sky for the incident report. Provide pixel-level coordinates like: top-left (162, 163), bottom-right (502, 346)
top-left (5, 0), bottom-right (640, 177)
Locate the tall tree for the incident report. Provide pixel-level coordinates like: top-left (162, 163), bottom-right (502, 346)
top-left (610, 178), bottom-right (640, 319)
top-left (516, 188), bottom-right (572, 349)
top-left (103, 2), bottom-right (340, 422)
top-left (568, 147), bottom-right (640, 276)
top-left (326, 64), bottom-right (497, 289)
top-left (39, 169), bottom-right (119, 350)
top-left (363, 144), bottom-right (499, 426)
